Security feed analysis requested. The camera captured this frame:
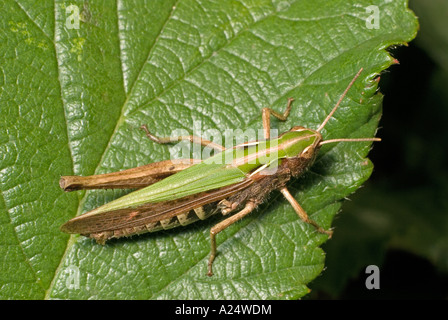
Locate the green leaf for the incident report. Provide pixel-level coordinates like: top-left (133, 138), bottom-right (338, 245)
top-left (0, 0), bottom-right (417, 299)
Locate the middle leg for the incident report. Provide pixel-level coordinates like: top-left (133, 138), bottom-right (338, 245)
top-left (280, 187), bottom-right (333, 237)
top-left (262, 98), bottom-right (294, 139)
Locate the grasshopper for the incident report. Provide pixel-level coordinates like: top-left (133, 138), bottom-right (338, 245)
top-left (60, 68), bottom-right (380, 276)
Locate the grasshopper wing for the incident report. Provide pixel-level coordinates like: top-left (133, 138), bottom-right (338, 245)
top-left (60, 159), bottom-right (201, 191)
top-left (60, 177), bottom-right (253, 235)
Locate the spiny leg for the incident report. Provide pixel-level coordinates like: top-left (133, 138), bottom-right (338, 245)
top-left (140, 124), bottom-right (226, 152)
top-left (262, 98), bottom-right (294, 139)
top-left (280, 187), bottom-right (333, 237)
top-left (208, 201), bottom-right (256, 276)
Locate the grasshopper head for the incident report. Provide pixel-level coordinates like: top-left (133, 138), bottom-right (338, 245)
top-left (278, 126), bottom-right (323, 158)
top-left (275, 126), bottom-right (323, 178)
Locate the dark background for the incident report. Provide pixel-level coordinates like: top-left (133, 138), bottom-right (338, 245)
top-left (310, 0), bottom-right (448, 299)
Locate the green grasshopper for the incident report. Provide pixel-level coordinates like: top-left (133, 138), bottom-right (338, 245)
top-left (60, 68), bottom-right (380, 276)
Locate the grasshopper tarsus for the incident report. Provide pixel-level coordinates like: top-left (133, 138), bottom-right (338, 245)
top-left (313, 224), bottom-right (333, 238)
top-left (207, 255), bottom-right (215, 277)
top-left (140, 124), bottom-right (161, 143)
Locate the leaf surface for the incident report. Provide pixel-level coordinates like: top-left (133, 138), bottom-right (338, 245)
top-left (0, 0), bottom-right (417, 299)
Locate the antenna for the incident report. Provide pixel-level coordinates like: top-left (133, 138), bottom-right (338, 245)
top-left (319, 137), bottom-right (381, 146)
top-left (316, 68), bottom-right (381, 146)
top-left (316, 68), bottom-right (364, 133)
